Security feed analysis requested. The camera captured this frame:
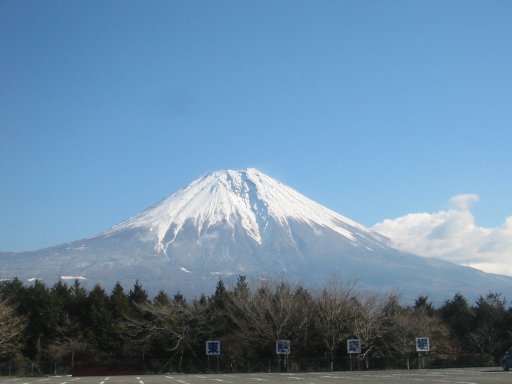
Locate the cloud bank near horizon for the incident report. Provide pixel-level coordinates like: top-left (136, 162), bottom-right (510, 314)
top-left (372, 194), bottom-right (512, 276)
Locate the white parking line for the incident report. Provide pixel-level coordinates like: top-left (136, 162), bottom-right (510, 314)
top-left (432, 381), bottom-right (479, 384)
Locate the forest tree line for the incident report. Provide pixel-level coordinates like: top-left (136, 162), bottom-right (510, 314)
top-left (1, 276), bottom-right (511, 373)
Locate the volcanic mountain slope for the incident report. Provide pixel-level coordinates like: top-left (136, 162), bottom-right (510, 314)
top-left (2, 168), bottom-right (512, 302)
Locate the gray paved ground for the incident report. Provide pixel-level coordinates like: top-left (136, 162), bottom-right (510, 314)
top-left (1, 368), bottom-right (511, 384)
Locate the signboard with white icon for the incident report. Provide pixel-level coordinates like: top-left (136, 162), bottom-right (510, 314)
top-left (347, 339), bottom-right (362, 354)
top-left (416, 337), bottom-right (430, 352)
top-left (276, 340), bottom-right (291, 355)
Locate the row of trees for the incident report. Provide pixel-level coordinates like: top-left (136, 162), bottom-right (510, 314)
top-left (1, 276), bottom-right (511, 373)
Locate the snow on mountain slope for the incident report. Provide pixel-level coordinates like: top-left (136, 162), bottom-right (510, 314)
top-left (104, 168), bottom-right (388, 254)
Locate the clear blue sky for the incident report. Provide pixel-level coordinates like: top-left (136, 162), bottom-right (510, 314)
top-left (1, 0), bottom-right (511, 253)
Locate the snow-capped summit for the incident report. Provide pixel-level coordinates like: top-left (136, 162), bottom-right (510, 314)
top-left (105, 168), bottom-right (387, 254)
top-left (2, 168), bottom-right (512, 303)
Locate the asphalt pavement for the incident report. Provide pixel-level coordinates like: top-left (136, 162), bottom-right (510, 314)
top-left (1, 367), bottom-right (511, 384)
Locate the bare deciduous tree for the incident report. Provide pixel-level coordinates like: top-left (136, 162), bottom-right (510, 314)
top-left (379, 293), bottom-right (418, 368)
top-left (468, 293), bottom-right (508, 355)
top-left (352, 293), bottom-right (383, 368)
top-left (47, 314), bottom-right (88, 369)
top-left (125, 297), bottom-right (209, 371)
top-left (232, 282), bottom-right (291, 345)
top-left (230, 279), bottom-right (314, 365)
top-left (0, 298), bottom-right (25, 358)
top-left (314, 281), bottom-right (358, 369)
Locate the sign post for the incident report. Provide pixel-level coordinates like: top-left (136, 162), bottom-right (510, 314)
top-left (276, 340), bottom-right (291, 372)
top-left (347, 339), bottom-right (361, 371)
top-left (415, 337), bottom-right (430, 369)
top-left (206, 340), bottom-right (221, 372)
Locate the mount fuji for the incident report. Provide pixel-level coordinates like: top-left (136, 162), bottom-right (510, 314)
top-left (2, 168), bottom-right (512, 302)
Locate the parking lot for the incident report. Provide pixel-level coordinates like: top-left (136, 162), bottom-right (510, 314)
top-left (1, 368), bottom-right (511, 384)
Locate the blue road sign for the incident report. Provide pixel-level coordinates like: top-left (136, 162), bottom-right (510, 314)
top-left (416, 337), bottom-right (430, 352)
top-left (347, 339), bottom-right (361, 354)
top-left (276, 340), bottom-right (291, 355)
top-left (206, 340), bottom-right (221, 355)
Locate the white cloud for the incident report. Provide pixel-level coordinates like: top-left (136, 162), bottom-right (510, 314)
top-left (449, 194), bottom-right (479, 210)
top-left (372, 194), bottom-right (512, 276)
